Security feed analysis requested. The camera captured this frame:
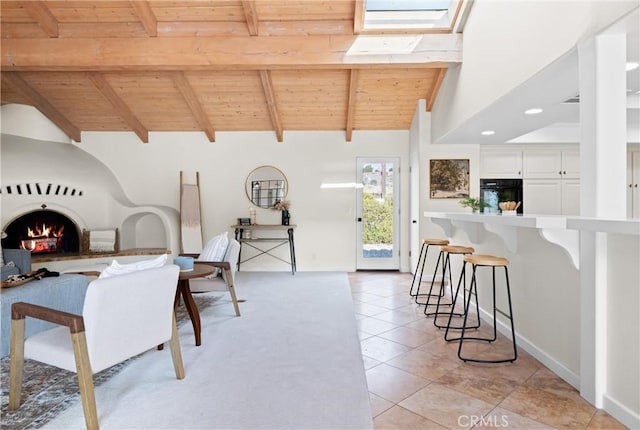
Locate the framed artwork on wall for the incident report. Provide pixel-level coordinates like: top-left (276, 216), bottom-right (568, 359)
top-left (429, 159), bottom-right (470, 199)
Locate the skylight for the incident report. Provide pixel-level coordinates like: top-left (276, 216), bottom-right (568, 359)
top-left (363, 0), bottom-right (454, 31)
top-left (366, 0), bottom-right (450, 12)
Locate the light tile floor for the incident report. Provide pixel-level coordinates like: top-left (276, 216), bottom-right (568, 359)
top-left (348, 271), bottom-right (627, 430)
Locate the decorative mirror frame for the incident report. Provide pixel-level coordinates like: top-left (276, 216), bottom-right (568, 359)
top-left (245, 166), bottom-right (288, 209)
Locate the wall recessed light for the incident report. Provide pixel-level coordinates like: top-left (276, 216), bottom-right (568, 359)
top-left (481, 130), bottom-right (495, 136)
top-left (626, 62), bottom-right (639, 71)
top-left (524, 108), bottom-right (543, 115)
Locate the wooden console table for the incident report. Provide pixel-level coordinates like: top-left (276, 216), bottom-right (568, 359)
top-left (231, 224), bottom-right (296, 275)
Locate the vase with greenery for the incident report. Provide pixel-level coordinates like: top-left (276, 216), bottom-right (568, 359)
top-left (459, 197), bottom-right (488, 213)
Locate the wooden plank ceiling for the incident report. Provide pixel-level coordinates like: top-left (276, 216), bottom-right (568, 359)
top-left (0, 1), bottom-right (463, 143)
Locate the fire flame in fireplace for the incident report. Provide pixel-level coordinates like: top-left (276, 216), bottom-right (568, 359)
top-left (27, 224), bottom-right (64, 239)
top-left (21, 223), bottom-right (64, 253)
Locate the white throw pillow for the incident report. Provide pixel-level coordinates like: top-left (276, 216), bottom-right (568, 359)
top-left (197, 232), bottom-right (229, 277)
top-left (99, 254), bottom-right (168, 279)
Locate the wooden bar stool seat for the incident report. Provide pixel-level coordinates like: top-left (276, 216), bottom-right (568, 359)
top-left (465, 254), bottom-right (509, 266)
top-left (423, 239), bottom-right (450, 246)
top-left (441, 245), bottom-right (474, 255)
top-left (455, 254), bottom-right (518, 363)
top-left (409, 238), bottom-right (450, 305)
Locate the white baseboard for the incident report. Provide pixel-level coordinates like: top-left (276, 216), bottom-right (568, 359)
top-left (602, 394), bottom-right (640, 429)
top-left (477, 307), bottom-right (580, 389)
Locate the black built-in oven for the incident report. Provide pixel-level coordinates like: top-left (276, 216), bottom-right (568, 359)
top-left (480, 179), bottom-right (524, 214)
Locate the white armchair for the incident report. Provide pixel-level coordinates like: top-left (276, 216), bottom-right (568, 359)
top-left (8, 265), bottom-right (184, 430)
top-left (182, 238), bottom-right (241, 317)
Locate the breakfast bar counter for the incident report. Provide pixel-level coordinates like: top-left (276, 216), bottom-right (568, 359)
top-left (423, 211), bottom-right (640, 428)
top-left (424, 211), bottom-right (640, 233)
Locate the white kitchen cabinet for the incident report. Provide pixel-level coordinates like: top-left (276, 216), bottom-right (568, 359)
top-left (522, 149), bottom-right (580, 215)
top-left (480, 151), bottom-right (522, 178)
top-left (482, 146), bottom-right (580, 215)
top-left (523, 150), bottom-right (561, 179)
top-left (560, 151), bottom-right (580, 179)
top-left (628, 151), bottom-right (640, 219)
top-left (524, 179), bottom-right (580, 215)
top-left (524, 179), bottom-right (562, 214)
top-left (523, 149), bottom-right (579, 179)
top-left (561, 179), bottom-right (581, 216)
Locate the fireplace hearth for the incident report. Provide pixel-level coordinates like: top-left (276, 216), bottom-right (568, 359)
top-left (2, 210), bottom-right (80, 256)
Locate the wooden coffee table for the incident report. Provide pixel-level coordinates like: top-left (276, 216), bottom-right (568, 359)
top-left (176, 263), bottom-right (214, 346)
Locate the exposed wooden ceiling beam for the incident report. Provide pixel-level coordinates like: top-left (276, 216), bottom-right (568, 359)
top-left (345, 69), bottom-right (359, 142)
top-left (22, 1), bottom-right (58, 38)
top-left (242, 1), bottom-right (259, 36)
top-left (427, 68), bottom-right (447, 111)
top-left (130, 1), bottom-right (158, 37)
top-left (353, 0), bottom-right (365, 35)
top-left (87, 72), bottom-right (149, 143)
top-left (1, 72), bottom-right (80, 142)
top-left (172, 72), bottom-right (215, 143)
top-left (259, 70), bottom-right (283, 142)
top-left (1, 34), bottom-right (462, 71)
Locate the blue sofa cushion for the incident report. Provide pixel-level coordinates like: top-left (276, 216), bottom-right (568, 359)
top-left (1, 274), bottom-right (89, 357)
top-left (1, 249), bottom-right (32, 281)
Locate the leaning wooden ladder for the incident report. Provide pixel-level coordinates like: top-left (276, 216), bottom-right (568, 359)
top-left (179, 171), bottom-right (242, 317)
top-left (180, 171), bottom-right (203, 254)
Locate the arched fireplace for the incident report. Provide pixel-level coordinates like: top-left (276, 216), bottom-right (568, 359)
top-left (2, 210), bottom-right (80, 256)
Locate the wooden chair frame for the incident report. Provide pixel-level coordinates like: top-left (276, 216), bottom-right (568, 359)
top-left (9, 302), bottom-right (184, 430)
top-left (179, 257), bottom-right (241, 317)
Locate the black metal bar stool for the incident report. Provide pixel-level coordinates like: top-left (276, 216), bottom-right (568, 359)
top-left (456, 254), bottom-right (518, 363)
top-left (409, 238), bottom-right (449, 305)
top-left (443, 248), bottom-right (481, 341)
top-left (431, 245), bottom-right (476, 328)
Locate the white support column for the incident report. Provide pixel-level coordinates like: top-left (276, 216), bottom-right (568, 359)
top-left (577, 33), bottom-right (627, 407)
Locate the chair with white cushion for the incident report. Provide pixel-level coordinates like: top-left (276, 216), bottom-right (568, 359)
top-left (8, 265), bottom-right (184, 430)
top-left (182, 237), bottom-right (242, 317)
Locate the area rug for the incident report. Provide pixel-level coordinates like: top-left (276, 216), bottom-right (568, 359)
top-left (6, 272), bottom-right (372, 429)
top-left (0, 294), bottom-right (221, 430)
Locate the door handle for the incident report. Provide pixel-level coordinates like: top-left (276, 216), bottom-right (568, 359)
top-left (412, 220), bottom-right (417, 224)
top-left (357, 217), bottom-right (362, 222)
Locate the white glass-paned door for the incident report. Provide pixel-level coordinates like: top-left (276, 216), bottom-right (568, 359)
top-left (356, 157), bottom-right (400, 270)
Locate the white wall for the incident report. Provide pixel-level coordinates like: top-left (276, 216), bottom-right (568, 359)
top-left (0, 104), bottom-right (71, 144)
top-left (606, 233), bottom-right (640, 425)
top-left (409, 100), bottom-right (428, 270)
top-left (431, 0), bottom-right (638, 143)
top-left (75, 129), bottom-right (411, 272)
top-left (421, 139), bottom-right (480, 271)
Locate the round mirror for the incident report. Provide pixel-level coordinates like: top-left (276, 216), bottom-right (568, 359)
top-left (245, 166), bottom-right (288, 209)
